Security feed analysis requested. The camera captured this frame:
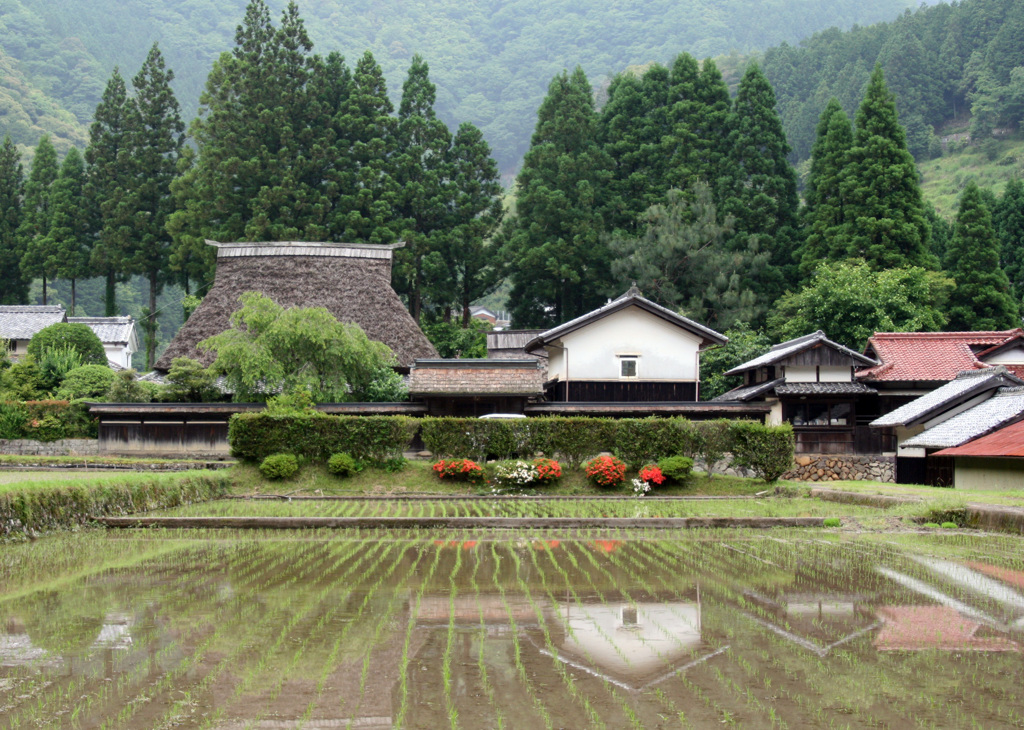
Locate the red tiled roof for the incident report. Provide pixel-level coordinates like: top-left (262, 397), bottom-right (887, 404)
top-left (857, 330), bottom-right (1023, 383)
top-left (933, 419), bottom-right (1024, 458)
top-left (873, 606), bottom-right (1019, 652)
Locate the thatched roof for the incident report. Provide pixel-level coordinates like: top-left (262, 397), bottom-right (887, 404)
top-left (155, 241), bottom-right (437, 371)
top-left (409, 359), bottom-right (545, 396)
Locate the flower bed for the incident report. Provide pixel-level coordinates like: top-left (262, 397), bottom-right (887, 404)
top-left (432, 458), bottom-right (486, 485)
top-left (584, 455), bottom-right (627, 488)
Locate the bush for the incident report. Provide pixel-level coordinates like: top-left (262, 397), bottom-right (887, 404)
top-left (729, 421), bottom-right (795, 483)
top-left (108, 370), bottom-right (160, 403)
top-left (1, 358), bottom-right (46, 401)
top-left (823, 517), bottom-right (841, 527)
top-left (657, 456), bottom-right (694, 483)
top-left (614, 418), bottom-right (685, 467)
top-left (37, 345), bottom-right (85, 392)
top-left (55, 365), bottom-right (116, 400)
top-left (163, 357), bottom-right (221, 402)
top-left (541, 418), bottom-right (616, 467)
top-left (0, 401), bottom-right (27, 438)
top-left (229, 413), bottom-right (417, 465)
top-left (584, 455), bottom-right (627, 488)
top-left (638, 464), bottom-right (666, 486)
top-left (941, 521), bottom-right (959, 529)
top-left (27, 323), bottom-right (106, 366)
top-left (533, 457), bottom-right (562, 483)
top-left (492, 457), bottom-right (562, 488)
top-left (327, 452), bottom-right (357, 478)
top-left (689, 419), bottom-right (734, 476)
top-left (259, 453), bottom-right (299, 480)
top-left (432, 458), bottom-right (485, 484)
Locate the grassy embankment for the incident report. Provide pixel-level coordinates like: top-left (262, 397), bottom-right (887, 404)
top-left (919, 131), bottom-right (1024, 216)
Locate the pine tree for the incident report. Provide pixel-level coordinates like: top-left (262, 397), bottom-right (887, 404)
top-left (393, 55), bottom-right (453, 322)
top-left (126, 43), bottom-right (185, 368)
top-left (19, 136), bottom-right (59, 305)
top-left (944, 181), bottom-right (1019, 330)
top-left (47, 148), bottom-right (91, 315)
top-left (799, 98), bottom-right (853, 278)
top-left (0, 137), bottom-right (27, 304)
top-left (329, 51), bottom-right (400, 244)
top-left (838, 65), bottom-right (935, 271)
top-left (722, 62), bottom-right (800, 301)
top-left (85, 69), bottom-right (135, 316)
top-left (995, 178), bottom-right (1024, 299)
top-left (500, 67), bottom-right (613, 327)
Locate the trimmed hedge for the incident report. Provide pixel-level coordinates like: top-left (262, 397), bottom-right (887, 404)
top-left (0, 472), bottom-right (230, 539)
top-left (729, 421), bottom-right (795, 483)
top-left (259, 453), bottom-right (299, 480)
top-left (0, 400), bottom-right (96, 440)
top-left (229, 413), bottom-right (418, 465)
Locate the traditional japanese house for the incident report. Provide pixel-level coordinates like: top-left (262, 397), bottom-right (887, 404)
top-left (713, 331), bottom-right (880, 454)
top-left (0, 305), bottom-right (67, 359)
top-left (155, 240), bottom-right (437, 372)
top-left (523, 285), bottom-right (727, 403)
top-left (68, 316), bottom-right (138, 369)
top-left (407, 358), bottom-right (546, 416)
top-left (933, 419), bottom-right (1024, 490)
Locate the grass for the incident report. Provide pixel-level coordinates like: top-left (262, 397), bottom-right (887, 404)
top-left (919, 132), bottom-right (1024, 217)
top-left (0, 454), bottom-right (221, 466)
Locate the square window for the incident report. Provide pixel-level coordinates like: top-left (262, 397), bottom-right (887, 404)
top-left (620, 358), bottom-right (637, 378)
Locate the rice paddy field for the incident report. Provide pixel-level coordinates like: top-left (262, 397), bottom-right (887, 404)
top-left (2, 526), bottom-right (1023, 729)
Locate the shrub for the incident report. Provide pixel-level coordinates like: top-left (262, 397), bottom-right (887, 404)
top-left (729, 421), bottom-right (795, 483)
top-left (533, 457), bottom-right (562, 483)
top-left (823, 517), bottom-right (841, 527)
top-left (163, 357), bottom-right (221, 402)
top-left (942, 521), bottom-right (959, 529)
top-left (432, 458), bottom-right (485, 484)
top-left (614, 418), bottom-right (684, 467)
top-left (657, 456), bottom-right (694, 483)
top-left (54, 364), bottom-right (115, 400)
top-left (259, 453), bottom-right (299, 480)
top-left (420, 418), bottom-right (488, 460)
top-left (0, 401), bottom-right (27, 438)
top-left (638, 464), bottom-right (666, 486)
top-left (542, 418), bottom-right (616, 467)
top-left (492, 457), bottom-right (562, 488)
top-left (229, 413), bottom-right (417, 465)
top-left (27, 323), bottom-right (107, 366)
top-left (37, 345), bottom-right (84, 392)
top-left (584, 455), bottom-right (627, 488)
top-left (327, 452), bottom-right (358, 477)
top-left (108, 370), bottom-right (159, 403)
top-left (922, 522), bottom-right (941, 528)
top-left (689, 419), bottom-right (734, 476)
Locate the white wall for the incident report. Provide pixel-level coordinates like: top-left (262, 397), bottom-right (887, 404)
top-left (983, 345), bottom-right (1024, 366)
top-left (105, 344), bottom-right (133, 369)
top-left (785, 365), bottom-right (852, 382)
top-left (547, 306), bottom-right (703, 381)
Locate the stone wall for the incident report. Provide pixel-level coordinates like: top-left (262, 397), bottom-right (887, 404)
top-left (783, 454), bottom-right (895, 483)
top-left (0, 439), bottom-right (99, 456)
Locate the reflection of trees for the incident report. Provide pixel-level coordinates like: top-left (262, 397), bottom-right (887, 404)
top-left (20, 586), bottom-right (110, 657)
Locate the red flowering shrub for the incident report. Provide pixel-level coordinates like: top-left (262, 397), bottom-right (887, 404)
top-left (638, 464), bottom-right (666, 485)
top-left (584, 455), bottom-right (627, 488)
top-left (533, 458), bottom-right (562, 483)
top-left (432, 458), bottom-right (486, 484)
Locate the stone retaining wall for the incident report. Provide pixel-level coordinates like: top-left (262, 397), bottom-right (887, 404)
top-left (0, 439), bottom-right (99, 456)
top-left (784, 454), bottom-right (894, 483)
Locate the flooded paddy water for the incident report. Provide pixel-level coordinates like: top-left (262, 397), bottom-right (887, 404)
top-left (1, 527), bottom-right (1022, 729)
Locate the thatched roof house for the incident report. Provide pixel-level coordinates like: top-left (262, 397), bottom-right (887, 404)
top-left (155, 241), bottom-right (437, 371)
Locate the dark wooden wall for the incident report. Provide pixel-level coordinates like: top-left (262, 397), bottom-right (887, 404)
top-left (547, 381), bottom-right (698, 403)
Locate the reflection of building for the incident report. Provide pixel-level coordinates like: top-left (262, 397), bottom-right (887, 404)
top-left (874, 606), bottom-right (1019, 652)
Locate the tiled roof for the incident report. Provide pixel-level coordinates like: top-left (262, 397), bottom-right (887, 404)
top-left (68, 316), bottom-right (136, 346)
top-left (871, 367), bottom-right (1023, 428)
top-left (933, 420), bottom-right (1024, 458)
top-left (858, 330), bottom-right (1022, 383)
top-left (525, 285), bottom-right (726, 352)
top-left (711, 378), bottom-right (785, 402)
top-left (901, 386), bottom-right (1024, 450)
top-left (724, 330), bottom-right (876, 375)
top-left (409, 359), bottom-right (545, 396)
top-left (0, 305), bottom-right (66, 340)
top-left (773, 382), bottom-right (877, 396)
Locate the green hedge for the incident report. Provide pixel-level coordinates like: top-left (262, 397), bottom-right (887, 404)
top-left (229, 413), bottom-right (418, 464)
top-left (0, 400), bottom-right (97, 440)
top-left (729, 421), bottom-right (795, 483)
top-left (0, 472), bottom-right (230, 539)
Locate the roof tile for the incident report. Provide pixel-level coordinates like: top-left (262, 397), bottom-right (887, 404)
top-left (858, 330), bottom-right (1022, 383)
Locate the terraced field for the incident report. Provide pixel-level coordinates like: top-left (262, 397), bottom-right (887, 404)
top-left (1, 528), bottom-right (1022, 728)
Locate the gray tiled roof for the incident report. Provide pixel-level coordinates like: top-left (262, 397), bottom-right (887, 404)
top-left (711, 378), bottom-right (785, 402)
top-left (0, 306), bottom-right (66, 340)
top-left (724, 330), bottom-right (876, 375)
top-left (774, 382), bottom-right (877, 396)
top-left (871, 367), bottom-right (1022, 428)
top-left (901, 386), bottom-right (1024, 449)
top-left (68, 316), bottom-right (136, 346)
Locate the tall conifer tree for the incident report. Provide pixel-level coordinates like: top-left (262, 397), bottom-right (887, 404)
top-left (19, 136), bottom-right (59, 305)
top-left (995, 178), bottom-right (1024, 299)
top-left (0, 137), bottom-right (27, 304)
top-left (944, 181), bottom-right (1019, 330)
top-left (48, 148), bottom-right (91, 314)
top-left (86, 69), bottom-right (135, 315)
top-left (838, 65), bottom-right (934, 270)
top-left (799, 98), bottom-right (853, 277)
top-left (126, 43), bottom-right (185, 368)
top-left (500, 67), bottom-right (612, 326)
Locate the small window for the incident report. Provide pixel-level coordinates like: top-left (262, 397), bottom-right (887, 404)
top-left (620, 357), bottom-right (638, 378)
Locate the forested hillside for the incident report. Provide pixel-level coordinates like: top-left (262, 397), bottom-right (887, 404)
top-left (762, 0), bottom-right (1024, 162)
top-left (0, 0), bottom-right (917, 172)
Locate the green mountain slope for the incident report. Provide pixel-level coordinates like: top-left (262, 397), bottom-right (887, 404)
top-left (0, 0), bottom-right (916, 172)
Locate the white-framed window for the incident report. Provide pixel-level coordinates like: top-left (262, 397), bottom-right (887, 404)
top-left (619, 355), bottom-right (638, 378)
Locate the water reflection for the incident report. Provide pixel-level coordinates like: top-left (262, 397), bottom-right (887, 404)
top-left (1, 534), bottom-right (1023, 729)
